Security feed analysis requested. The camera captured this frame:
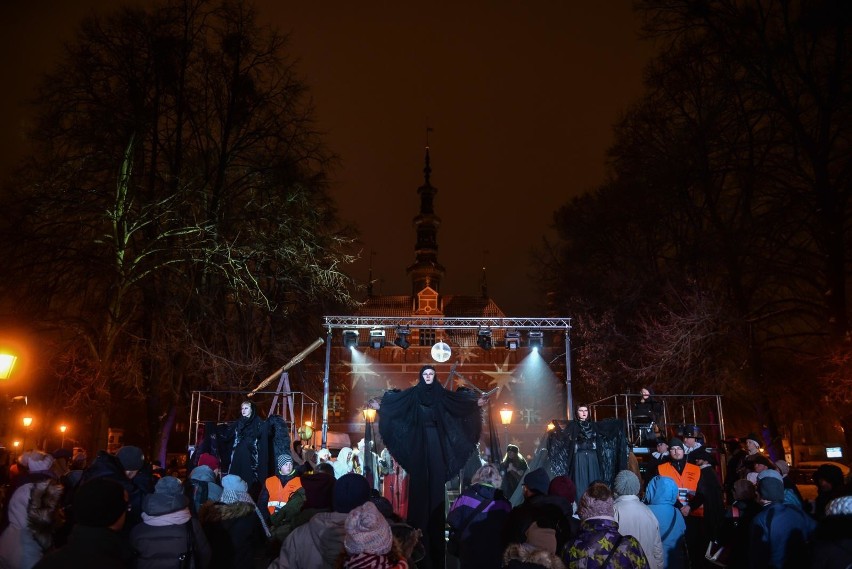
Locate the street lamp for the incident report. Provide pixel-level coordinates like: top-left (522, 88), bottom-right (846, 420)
top-left (0, 353), bottom-right (17, 379)
top-left (500, 407), bottom-right (513, 448)
top-left (362, 407), bottom-right (377, 490)
top-left (22, 416), bottom-right (33, 451)
top-left (60, 424), bottom-right (67, 448)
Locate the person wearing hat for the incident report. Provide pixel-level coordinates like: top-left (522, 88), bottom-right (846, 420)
top-left (446, 463), bottom-right (512, 568)
top-left (339, 501), bottom-right (409, 569)
top-left (744, 433), bottom-right (763, 456)
top-left (680, 425), bottom-right (703, 459)
top-left (750, 470), bottom-right (815, 568)
top-left (260, 453), bottom-right (302, 520)
top-left (657, 439), bottom-right (701, 512)
top-left (0, 452), bottom-right (63, 569)
top-left (270, 472), bottom-right (372, 569)
top-left (80, 445), bottom-right (155, 534)
top-left (200, 473), bottom-right (270, 568)
top-left (502, 467), bottom-right (564, 557)
top-left (565, 482), bottom-right (649, 568)
top-left (499, 443), bottom-right (529, 500)
top-left (130, 476), bottom-right (212, 569)
top-left (612, 470), bottom-right (664, 569)
top-left (644, 475), bottom-right (687, 569)
top-left (188, 463), bottom-right (224, 515)
top-left (810, 496), bottom-right (852, 567)
top-left (685, 447), bottom-right (725, 569)
top-left (33, 478), bottom-right (136, 568)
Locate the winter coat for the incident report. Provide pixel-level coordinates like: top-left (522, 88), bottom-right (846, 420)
top-left (719, 498), bottom-right (761, 569)
top-left (188, 466), bottom-right (223, 515)
top-left (613, 495), bottom-right (663, 569)
top-left (643, 476), bottom-right (686, 569)
top-left (267, 511), bottom-right (348, 569)
top-left (565, 517), bottom-right (649, 569)
top-left (199, 500), bottom-right (265, 569)
top-left (749, 501), bottom-right (816, 569)
top-left (446, 483), bottom-right (512, 568)
top-left (32, 525), bottom-right (136, 569)
top-left (0, 479), bottom-right (63, 569)
top-left (130, 514), bottom-right (212, 569)
top-left (809, 514), bottom-right (852, 569)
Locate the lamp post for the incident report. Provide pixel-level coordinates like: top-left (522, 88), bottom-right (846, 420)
top-left (60, 424), bottom-right (67, 448)
top-left (362, 407), bottom-right (377, 490)
top-left (22, 416), bottom-right (33, 451)
top-left (499, 407), bottom-right (513, 449)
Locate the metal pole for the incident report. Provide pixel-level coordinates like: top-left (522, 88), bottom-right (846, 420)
top-left (321, 327), bottom-right (333, 449)
top-left (564, 325), bottom-right (574, 420)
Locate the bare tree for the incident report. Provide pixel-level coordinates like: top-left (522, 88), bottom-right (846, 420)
top-left (0, 0), bottom-right (358, 456)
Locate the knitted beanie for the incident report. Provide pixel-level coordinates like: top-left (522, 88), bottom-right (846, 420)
top-left (344, 501), bottom-right (393, 555)
top-left (155, 476), bottom-right (184, 495)
top-left (522, 467), bottom-right (550, 496)
top-left (613, 470), bottom-right (641, 497)
top-left (579, 490), bottom-right (614, 520)
top-left (547, 475), bottom-right (576, 504)
top-left (334, 473), bottom-right (371, 514)
top-left (116, 446), bottom-right (144, 471)
top-left (220, 474), bottom-right (254, 504)
top-left (668, 438), bottom-right (685, 450)
top-left (277, 453), bottom-right (293, 471)
top-left (826, 496), bottom-right (852, 516)
top-left (756, 469), bottom-right (783, 483)
top-left (197, 453), bottom-right (219, 470)
top-left (774, 460), bottom-right (790, 476)
top-left (75, 478), bottom-right (128, 527)
top-left (757, 477), bottom-right (785, 502)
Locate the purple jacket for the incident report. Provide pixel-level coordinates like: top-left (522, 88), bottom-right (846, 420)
top-left (565, 517), bottom-right (649, 568)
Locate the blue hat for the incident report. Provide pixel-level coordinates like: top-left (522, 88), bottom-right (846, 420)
top-left (523, 468), bottom-right (550, 495)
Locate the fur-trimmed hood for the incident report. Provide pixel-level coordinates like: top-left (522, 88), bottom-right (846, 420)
top-left (199, 499), bottom-right (255, 524)
top-left (0, 478), bottom-right (64, 561)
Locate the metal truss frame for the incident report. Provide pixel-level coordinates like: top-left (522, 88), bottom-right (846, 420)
top-left (318, 315), bottom-right (575, 448)
top-left (322, 316), bottom-right (572, 330)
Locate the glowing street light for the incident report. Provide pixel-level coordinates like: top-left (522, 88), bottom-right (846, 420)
top-left (22, 416), bottom-right (33, 428)
top-left (0, 353), bottom-right (17, 379)
top-left (500, 407), bottom-right (513, 448)
top-left (60, 424), bottom-right (68, 448)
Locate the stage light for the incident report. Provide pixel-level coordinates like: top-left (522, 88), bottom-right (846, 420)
top-left (343, 329), bottom-right (359, 348)
top-left (393, 326), bottom-right (411, 349)
top-left (477, 328), bottom-right (492, 350)
top-left (528, 331), bottom-right (543, 350)
top-left (505, 330), bottom-right (520, 350)
top-left (369, 329), bottom-right (386, 349)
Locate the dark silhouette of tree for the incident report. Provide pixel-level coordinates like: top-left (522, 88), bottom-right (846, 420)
top-left (540, 0), bottom-right (852, 456)
top-left (0, 0), bottom-right (357, 457)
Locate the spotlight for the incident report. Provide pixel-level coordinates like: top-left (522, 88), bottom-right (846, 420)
top-left (369, 329), bottom-right (386, 349)
top-left (505, 330), bottom-right (520, 350)
top-left (343, 329), bottom-right (359, 348)
top-left (393, 326), bottom-right (411, 349)
top-left (477, 328), bottom-right (492, 350)
top-left (528, 331), bottom-right (543, 350)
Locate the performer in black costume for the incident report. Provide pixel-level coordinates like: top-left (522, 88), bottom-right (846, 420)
top-left (632, 387), bottom-right (664, 445)
top-left (372, 364), bottom-right (486, 569)
top-left (546, 406), bottom-right (628, 497)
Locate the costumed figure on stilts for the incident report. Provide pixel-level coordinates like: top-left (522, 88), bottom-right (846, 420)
top-left (371, 364), bottom-right (486, 569)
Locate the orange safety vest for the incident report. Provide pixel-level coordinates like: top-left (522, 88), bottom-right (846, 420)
top-left (265, 475), bottom-right (302, 515)
top-left (657, 461), bottom-right (703, 516)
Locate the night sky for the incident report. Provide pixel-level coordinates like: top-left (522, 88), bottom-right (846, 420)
top-left (0, 1), bottom-right (655, 315)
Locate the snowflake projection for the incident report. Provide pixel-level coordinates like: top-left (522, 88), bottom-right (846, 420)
top-left (517, 408), bottom-right (541, 428)
top-left (343, 361), bottom-right (380, 389)
top-left (455, 347), bottom-right (479, 365)
top-left (481, 355), bottom-right (517, 395)
top-left (450, 371), bottom-right (477, 391)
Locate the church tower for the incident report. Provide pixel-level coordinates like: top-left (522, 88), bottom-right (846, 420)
top-left (406, 146), bottom-right (446, 294)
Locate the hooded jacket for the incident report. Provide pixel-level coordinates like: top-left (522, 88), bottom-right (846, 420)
top-left (613, 493), bottom-right (664, 569)
top-left (565, 517), bottom-right (649, 568)
top-left (130, 492), bottom-right (212, 569)
top-left (269, 511), bottom-right (349, 569)
top-left (749, 501), bottom-right (816, 569)
top-left (199, 500), bottom-right (265, 569)
top-left (644, 476), bottom-right (686, 569)
top-left (0, 478), bottom-right (63, 569)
